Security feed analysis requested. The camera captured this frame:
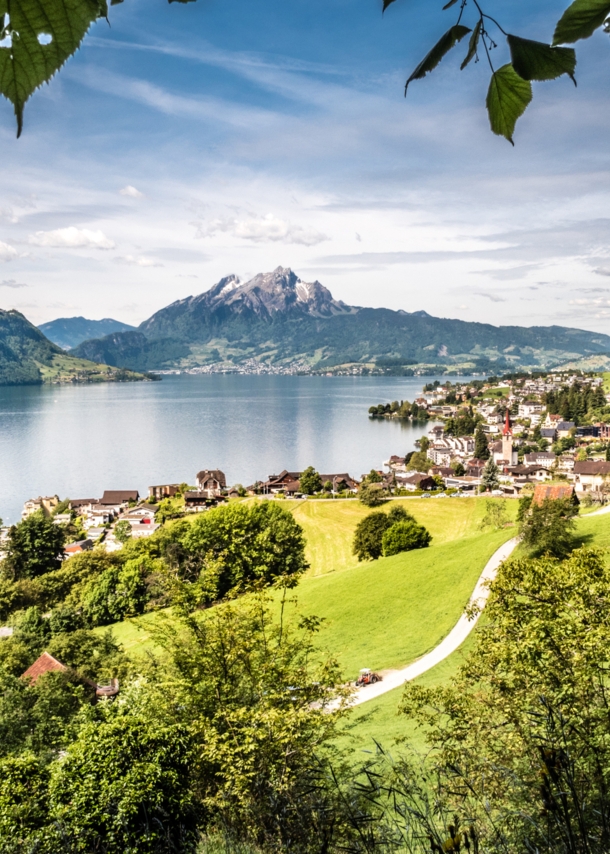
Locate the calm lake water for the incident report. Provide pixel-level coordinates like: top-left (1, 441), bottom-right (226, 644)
top-left (0, 374), bottom-right (476, 524)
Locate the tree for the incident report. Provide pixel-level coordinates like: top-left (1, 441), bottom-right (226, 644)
top-left (358, 482), bottom-right (387, 507)
top-left (1, 513), bottom-right (65, 581)
top-left (473, 424), bottom-right (490, 460)
top-left (180, 501), bottom-right (308, 596)
top-left (113, 520), bottom-right (132, 544)
top-left (519, 496), bottom-right (578, 558)
top-left (382, 520), bottom-right (431, 556)
top-left (479, 499), bottom-right (509, 530)
top-left (397, 547), bottom-right (610, 854)
top-left (353, 512), bottom-right (393, 561)
top-left (451, 461), bottom-right (466, 476)
top-left (480, 457), bottom-right (500, 492)
top-left (49, 716), bottom-right (201, 854)
top-left (299, 466), bottom-right (322, 495)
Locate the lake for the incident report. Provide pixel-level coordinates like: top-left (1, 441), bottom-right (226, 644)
top-left (0, 374), bottom-right (476, 524)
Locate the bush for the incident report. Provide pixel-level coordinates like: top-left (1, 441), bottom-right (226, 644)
top-left (358, 482), bottom-right (387, 507)
top-left (1, 513), bottom-right (65, 581)
top-left (353, 505), bottom-right (414, 561)
top-left (382, 520), bottom-right (431, 556)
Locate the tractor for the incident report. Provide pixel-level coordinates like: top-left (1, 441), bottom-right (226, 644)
top-left (355, 668), bottom-right (382, 687)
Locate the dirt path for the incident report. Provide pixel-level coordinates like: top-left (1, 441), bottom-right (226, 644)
top-left (345, 536), bottom-right (520, 707)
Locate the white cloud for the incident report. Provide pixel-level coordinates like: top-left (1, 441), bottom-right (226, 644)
top-left (0, 279), bottom-right (27, 288)
top-left (114, 254), bottom-right (164, 267)
top-left (0, 242), bottom-right (17, 261)
top-left (196, 213), bottom-right (328, 246)
top-left (120, 185), bottom-right (144, 198)
top-left (29, 227), bottom-right (115, 250)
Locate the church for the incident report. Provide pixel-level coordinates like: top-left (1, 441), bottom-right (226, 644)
top-left (492, 410), bottom-right (519, 467)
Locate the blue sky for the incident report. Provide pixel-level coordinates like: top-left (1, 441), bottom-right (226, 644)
top-left (0, 0), bottom-right (609, 331)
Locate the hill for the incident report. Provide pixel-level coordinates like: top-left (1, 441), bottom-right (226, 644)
top-left (0, 309), bottom-right (150, 386)
top-left (38, 316), bottom-right (136, 350)
top-left (72, 266), bottom-right (610, 373)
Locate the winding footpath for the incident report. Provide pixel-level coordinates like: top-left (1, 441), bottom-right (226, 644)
top-left (346, 536), bottom-right (520, 707)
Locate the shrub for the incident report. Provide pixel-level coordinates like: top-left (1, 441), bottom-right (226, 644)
top-left (382, 520), bottom-right (431, 556)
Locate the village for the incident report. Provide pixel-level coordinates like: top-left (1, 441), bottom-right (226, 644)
top-left (2, 370), bottom-right (610, 557)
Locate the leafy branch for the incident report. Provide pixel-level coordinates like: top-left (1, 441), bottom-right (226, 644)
top-left (388, 0), bottom-right (609, 143)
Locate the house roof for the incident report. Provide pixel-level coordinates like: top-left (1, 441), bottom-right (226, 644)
top-left (100, 490), bottom-right (139, 505)
top-left (524, 452), bottom-right (556, 461)
top-left (573, 461), bottom-right (610, 476)
top-left (533, 483), bottom-right (575, 505)
top-left (22, 652), bottom-right (67, 684)
top-left (556, 421), bottom-right (575, 431)
top-left (69, 498), bottom-right (98, 508)
top-left (196, 469), bottom-right (226, 486)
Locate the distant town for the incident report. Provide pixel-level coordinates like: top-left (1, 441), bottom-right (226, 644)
top-left (2, 369), bottom-right (610, 557)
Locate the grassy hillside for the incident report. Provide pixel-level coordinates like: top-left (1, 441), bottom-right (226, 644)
top-left (0, 308), bottom-right (150, 385)
top-left (290, 497), bottom-right (512, 578)
top-left (273, 526), bottom-right (513, 680)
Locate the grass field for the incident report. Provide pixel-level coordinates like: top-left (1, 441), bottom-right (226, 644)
top-left (272, 525), bottom-right (513, 680)
top-left (290, 497), bottom-right (517, 578)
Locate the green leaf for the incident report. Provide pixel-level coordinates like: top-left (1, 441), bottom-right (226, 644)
top-left (486, 63), bottom-right (532, 145)
top-left (553, 0), bottom-right (610, 44)
top-left (460, 20), bottom-right (481, 70)
top-left (405, 24), bottom-right (471, 92)
top-left (508, 34), bottom-right (576, 83)
top-left (0, 0), bottom-right (106, 137)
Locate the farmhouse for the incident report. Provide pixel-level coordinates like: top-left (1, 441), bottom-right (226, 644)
top-left (148, 484), bottom-right (180, 501)
top-left (100, 490), bottom-right (140, 509)
top-left (196, 469), bottom-right (227, 496)
top-left (532, 483), bottom-right (577, 505)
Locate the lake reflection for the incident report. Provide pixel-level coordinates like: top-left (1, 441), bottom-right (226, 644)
top-left (0, 373), bottom-right (476, 524)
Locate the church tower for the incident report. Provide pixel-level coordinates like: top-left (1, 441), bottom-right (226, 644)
top-left (502, 409), bottom-right (517, 465)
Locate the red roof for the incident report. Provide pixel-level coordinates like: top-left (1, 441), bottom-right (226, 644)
top-left (533, 483), bottom-right (575, 505)
top-left (21, 652), bottom-right (67, 684)
top-left (502, 409), bottom-right (512, 436)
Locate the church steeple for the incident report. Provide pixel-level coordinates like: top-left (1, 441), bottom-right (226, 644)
top-left (502, 408), bottom-right (512, 436)
top-left (501, 407), bottom-right (515, 466)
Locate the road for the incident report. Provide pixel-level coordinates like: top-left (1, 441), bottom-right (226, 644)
top-left (345, 535), bottom-right (520, 707)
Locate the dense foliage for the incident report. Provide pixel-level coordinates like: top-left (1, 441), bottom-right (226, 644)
top-left (545, 381), bottom-right (607, 424)
top-left (519, 496), bottom-right (578, 558)
top-left (1, 513), bottom-right (65, 581)
top-left (395, 547), bottom-right (610, 853)
top-left (352, 505), bottom-right (431, 560)
top-left (299, 466), bottom-right (323, 495)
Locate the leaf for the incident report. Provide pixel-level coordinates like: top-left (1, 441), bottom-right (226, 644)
top-left (382, 0), bottom-right (397, 12)
top-left (0, 0), bottom-right (107, 137)
top-left (486, 63), bottom-right (532, 145)
top-left (508, 34), bottom-right (577, 83)
top-left (553, 0), bottom-right (610, 44)
top-left (460, 20), bottom-right (481, 70)
top-left (405, 24), bottom-right (471, 92)
top-left (442, 0), bottom-right (459, 9)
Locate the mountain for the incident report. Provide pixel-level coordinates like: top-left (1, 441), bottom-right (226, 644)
top-left (0, 309), bottom-right (148, 386)
top-left (72, 266), bottom-right (610, 373)
top-left (38, 316), bottom-right (136, 350)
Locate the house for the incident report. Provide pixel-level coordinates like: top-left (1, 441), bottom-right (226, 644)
top-left (183, 491), bottom-right (219, 511)
top-left (196, 470), bottom-right (226, 497)
top-left (544, 413), bottom-right (562, 427)
top-left (599, 424), bottom-right (610, 441)
top-left (394, 472), bottom-right (436, 491)
top-left (428, 425), bottom-right (445, 442)
top-left (83, 505), bottom-right (114, 528)
top-left (532, 483), bottom-right (577, 505)
top-left (53, 513), bottom-right (72, 526)
top-left (556, 421), bottom-right (575, 439)
top-left (259, 470), bottom-right (302, 493)
top-left (505, 465), bottom-right (551, 482)
top-left (385, 455), bottom-right (406, 471)
top-left (523, 452), bottom-right (556, 468)
top-left (128, 522), bottom-right (161, 539)
top-left (148, 484), bottom-right (180, 501)
top-left (21, 652), bottom-right (119, 699)
top-left (466, 459), bottom-right (486, 477)
top-left (429, 466), bottom-right (454, 478)
top-left (443, 475), bottom-right (481, 491)
top-left (319, 474), bottom-right (359, 493)
top-left (69, 498), bottom-right (98, 513)
top-left (22, 652), bottom-right (67, 684)
top-left (100, 490), bottom-right (140, 509)
top-left (64, 539), bottom-right (93, 556)
top-left (427, 445), bottom-right (453, 467)
top-left (572, 460), bottom-right (610, 494)
top-left (22, 495), bottom-right (60, 520)
top-left (540, 427), bottom-right (557, 441)
top-left (125, 506), bottom-right (157, 520)
top-left (518, 401), bottom-right (544, 418)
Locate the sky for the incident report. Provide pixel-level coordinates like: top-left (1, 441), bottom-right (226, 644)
top-left (0, 0), bottom-right (609, 331)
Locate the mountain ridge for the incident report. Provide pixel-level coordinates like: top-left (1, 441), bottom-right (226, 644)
top-left (69, 266), bottom-right (610, 373)
top-left (39, 316), bottom-right (136, 350)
